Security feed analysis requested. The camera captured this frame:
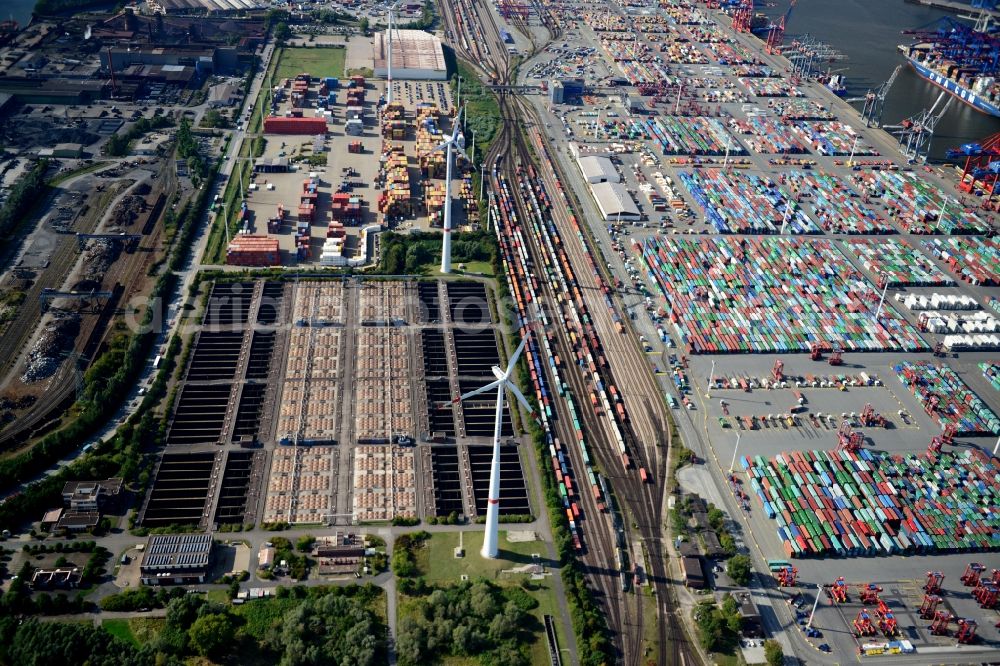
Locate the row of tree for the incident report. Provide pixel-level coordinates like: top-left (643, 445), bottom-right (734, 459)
top-left (0, 159), bottom-right (49, 247)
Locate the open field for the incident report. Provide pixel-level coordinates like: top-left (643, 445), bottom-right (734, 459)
top-left (270, 47), bottom-right (346, 86)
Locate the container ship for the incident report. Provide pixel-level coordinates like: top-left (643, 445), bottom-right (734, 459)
top-left (898, 15), bottom-right (1000, 117)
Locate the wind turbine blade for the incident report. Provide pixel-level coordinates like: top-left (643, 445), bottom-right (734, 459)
top-left (504, 336), bottom-right (528, 376)
top-left (455, 145), bottom-right (472, 163)
top-left (504, 381), bottom-right (536, 420)
top-left (453, 379), bottom-right (502, 403)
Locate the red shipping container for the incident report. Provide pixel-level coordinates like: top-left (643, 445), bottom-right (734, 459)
top-left (264, 116), bottom-right (328, 135)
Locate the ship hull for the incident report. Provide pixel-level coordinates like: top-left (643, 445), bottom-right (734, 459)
top-left (905, 55), bottom-right (1000, 117)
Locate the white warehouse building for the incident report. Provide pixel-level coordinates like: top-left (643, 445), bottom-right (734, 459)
top-left (590, 181), bottom-right (641, 222)
top-left (577, 155), bottom-right (620, 184)
top-left (373, 29), bottom-right (447, 81)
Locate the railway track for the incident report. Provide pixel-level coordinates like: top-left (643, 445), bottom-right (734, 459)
top-left (0, 163), bottom-right (176, 451)
top-left (439, 0), bottom-right (697, 662)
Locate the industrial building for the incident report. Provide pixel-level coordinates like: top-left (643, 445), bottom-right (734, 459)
top-left (681, 555), bottom-right (706, 589)
top-left (373, 29), bottom-right (447, 81)
top-left (61, 478), bottom-right (122, 512)
top-left (589, 181), bottom-right (641, 221)
top-left (577, 155), bottom-right (620, 184)
top-left (140, 533), bottom-right (213, 585)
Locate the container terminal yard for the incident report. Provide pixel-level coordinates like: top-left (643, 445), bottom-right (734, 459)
top-left (0, 0), bottom-right (997, 664)
top-left (445, 0), bottom-right (1000, 662)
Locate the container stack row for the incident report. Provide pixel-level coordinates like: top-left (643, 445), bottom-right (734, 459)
top-left (225, 235), bottom-right (279, 267)
top-left (783, 171), bottom-right (891, 234)
top-left (635, 236), bottom-right (928, 354)
top-left (791, 121), bottom-right (877, 157)
top-left (844, 238), bottom-right (953, 286)
top-left (981, 362), bottom-right (1000, 392)
top-left (731, 115), bottom-right (810, 155)
top-left (646, 117), bottom-right (743, 156)
top-left (922, 236), bottom-right (1000, 285)
top-left (894, 361), bottom-right (1000, 435)
top-left (678, 169), bottom-right (818, 234)
top-left (860, 171), bottom-right (989, 234)
top-left (742, 448), bottom-right (1000, 558)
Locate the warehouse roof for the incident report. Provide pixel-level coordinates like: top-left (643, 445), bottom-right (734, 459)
top-left (373, 29), bottom-right (446, 76)
top-left (590, 181), bottom-right (640, 220)
top-left (141, 533), bottom-right (212, 571)
top-left (577, 155), bottom-right (620, 183)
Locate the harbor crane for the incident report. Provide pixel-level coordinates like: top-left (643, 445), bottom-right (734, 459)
top-left (764, 0), bottom-right (797, 54)
top-left (732, 0), bottom-right (755, 33)
top-left (847, 65), bottom-right (901, 128)
top-left (884, 90), bottom-right (953, 163)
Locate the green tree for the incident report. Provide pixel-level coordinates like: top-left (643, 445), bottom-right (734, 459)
top-left (382, 243), bottom-right (405, 274)
top-left (296, 535), bottom-right (315, 553)
top-left (202, 109), bottom-right (227, 128)
top-left (359, 17), bottom-right (370, 33)
top-left (188, 613), bottom-right (236, 659)
top-left (694, 602), bottom-right (725, 652)
top-left (727, 554), bottom-right (752, 587)
top-left (764, 639), bottom-right (784, 666)
top-left (274, 22), bottom-right (292, 42)
top-left (275, 593), bottom-right (383, 666)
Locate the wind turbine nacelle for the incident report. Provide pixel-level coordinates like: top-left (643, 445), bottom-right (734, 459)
top-left (492, 365), bottom-right (505, 380)
top-left (457, 132), bottom-right (467, 150)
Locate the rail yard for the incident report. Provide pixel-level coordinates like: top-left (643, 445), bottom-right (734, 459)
top-left (442, 0), bottom-right (1000, 662)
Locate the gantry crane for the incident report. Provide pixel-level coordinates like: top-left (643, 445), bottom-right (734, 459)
top-left (764, 0), bottom-right (797, 54)
top-left (885, 91), bottom-right (954, 164)
top-left (846, 65), bottom-right (901, 128)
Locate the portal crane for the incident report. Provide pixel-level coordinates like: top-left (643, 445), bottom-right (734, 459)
top-left (39, 288), bottom-right (114, 313)
top-left (764, 0), bottom-right (797, 54)
top-left (860, 583), bottom-right (882, 605)
top-left (885, 91), bottom-right (954, 163)
top-left (830, 576), bottom-right (849, 603)
top-left (732, 0), bottom-right (754, 32)
top-left (846, 65), bottom-right (901, 128)
top-left (928, 423), bottom-right (957, 456)
top-left (962, 562), bottom-right (986, 586)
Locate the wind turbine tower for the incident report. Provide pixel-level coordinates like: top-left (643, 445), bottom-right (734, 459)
top-left (454, 335), bottom-right (534, 558)
top-left (386, 1), bottom-right (400, 103)
top-left (424, 106), bottom-right (468, 273)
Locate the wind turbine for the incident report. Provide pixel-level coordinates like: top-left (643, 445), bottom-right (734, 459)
top-left (386, 0), bottom-right (401, 104)
top-left (454, 334), bottom-right (534, 559)
top-left (424, 106), bottom-right (468, 274)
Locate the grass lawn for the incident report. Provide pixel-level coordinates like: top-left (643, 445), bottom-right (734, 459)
top-left (641, 588), bottom-right (661, 663)
top-left (271, 47), bottom-right (346, 86)
top-left (102, 619), bottom-right (135, 645)
top-left (417, 530), bottom-right (547, 584)
top-left (453, 260), bottom-right (493, 277)
top-left (128, 618), bottom-right (165, 645)
top-left (233, 597), bottom-right (300, 640)
top-left (408, 530), bottom-right (568, 664)
top-left (205, 589), bottom-right (231, 605)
